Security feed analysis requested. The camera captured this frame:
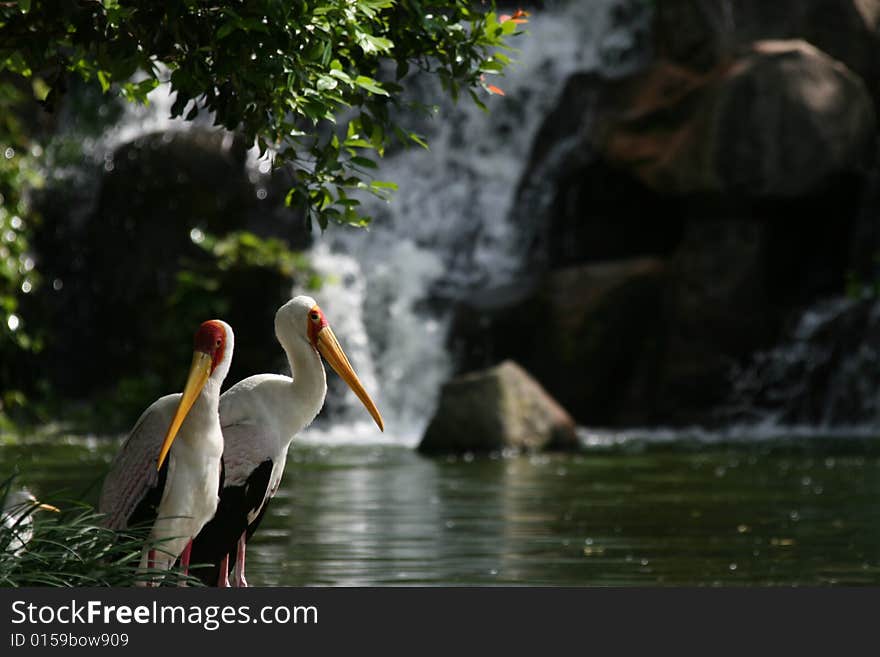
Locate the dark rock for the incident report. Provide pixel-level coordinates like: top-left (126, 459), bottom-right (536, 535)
top-left (419, 360), bottom-right (578, 454)
top-left (451, 258), bottom-right (668, 426)
top-left (518, 39), bottom-right (874, 278)
top-left (848, 168), bottom-right (880, 283)
top-left (512, 73), bottom-right (686, 276)
top-left (603, 41), bottom-right (876, 197)
top-left (653, 0), bottom-right (736, 71)
top-left (653, 0), bottom-right (880, 108)
top-left (654, 219), bottom-right (773, 421)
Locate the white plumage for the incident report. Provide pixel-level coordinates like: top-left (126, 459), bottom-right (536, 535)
top-left (2, 489), bottom-right (58, 556)
top-left (220, 299), bottom-right (328, 518)
top-left (190, 296), bottom-right (383, 586)
top-left (99, 320), bottom-right (234, 578)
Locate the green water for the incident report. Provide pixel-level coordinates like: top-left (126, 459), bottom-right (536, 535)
top-left (2, 435), bottom-right (880, 586)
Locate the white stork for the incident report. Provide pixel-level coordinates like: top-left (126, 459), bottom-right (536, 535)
top-left (98, 320), bottom-right (233, 582)
top-left (190, 295), bottom-right (383, 586)
top-left (1, 489), bottom-right (59, 555)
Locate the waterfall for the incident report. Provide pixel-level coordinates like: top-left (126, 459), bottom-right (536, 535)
top-left (300, 0), bottom-right (650, 444)
top-left (725, 296), bottom-right (880, 432)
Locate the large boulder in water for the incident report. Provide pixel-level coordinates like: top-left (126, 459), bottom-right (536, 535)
top-left (418, 361), bottom-right (578, 454)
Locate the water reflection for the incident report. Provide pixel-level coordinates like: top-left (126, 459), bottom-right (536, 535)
top-left (1, 437), bottom-right (879, 586)
top-left (274, 447), bottom-right (449, 585)
top-left (247, 441), bottom-right (880, 586)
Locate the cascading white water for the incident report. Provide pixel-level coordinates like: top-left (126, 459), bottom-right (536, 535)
top-left (725, 295), bottom-right (880, 430)
top-left (301, 0), bottom-right (650, 444)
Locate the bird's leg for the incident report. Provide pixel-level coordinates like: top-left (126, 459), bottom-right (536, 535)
top-left (232, 532), bottom-right (248, 587)
top-left (218, 553), bottom-right (230, 588)
top-left (178, 540), bottom-right (193, 585)
top-left (145, 549), bottom-right (158, 588)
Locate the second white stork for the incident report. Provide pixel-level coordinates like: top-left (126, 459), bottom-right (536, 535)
top-left (190, 295), bottom-right (383, 586)
top-left (99, 320), bottom-right (234, 581)
top-left (1, 489), bottom-right (59, 556)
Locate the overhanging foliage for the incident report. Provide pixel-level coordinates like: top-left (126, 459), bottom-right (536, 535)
top-left (0, 0), bottom-right (523, 228)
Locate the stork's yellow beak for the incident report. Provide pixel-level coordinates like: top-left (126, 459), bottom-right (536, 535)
top-left (156, 351), bottom-right (213, 470)
top-left (316, 325), bottom-right (384, 431)
top-left (36, 503), bottom-right (60, 513)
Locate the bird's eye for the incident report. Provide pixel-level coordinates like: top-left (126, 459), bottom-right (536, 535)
top-left (216, 339), bottom-right (222, 346)
top-left (310, 312), bottom-right (319, 321)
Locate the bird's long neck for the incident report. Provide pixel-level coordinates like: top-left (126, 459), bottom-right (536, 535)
top-left (177, 376), bottom-right (222, 448)
top-left (278, 336), bottom-right (327, 437)
top-left (194, 377), bottom-right (222, 415)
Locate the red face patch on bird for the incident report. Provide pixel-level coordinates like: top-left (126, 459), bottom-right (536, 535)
top-left (194, 320), bottom-right (226, 372)
top-left (307, 305), bottom-right (328, 348)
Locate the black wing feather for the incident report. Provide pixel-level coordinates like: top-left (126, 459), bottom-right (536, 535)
top-left (126, 459), bottom-right (168, 530)
top-left (189, 459), bottom-right (273, 586)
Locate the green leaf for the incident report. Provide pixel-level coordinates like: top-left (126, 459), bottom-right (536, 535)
top-left (480, 60), bottom-right (504, 73)
top-left (350, 156), bottom-right (377, 169)
top-left (356, 32), bottom-right (394, 54)
top-left (370, 125), bottom-right (384, 155)
top-left (343, 138), bottom-right (372, 149)
top-left (354, 76), bottom-right (389, 96)
top-left (316, 76), bottom-right (338, 91)
top-left (370, 180), bottom-right (398, 190)
top-left (468, 88), bottom-right (488, 112)
top-left (96, 70), bottom-right (111, 93)
top-left (409, 132), bottom-right (429, 150)
top-left (328, 68), bottom-right (352, 84)
top-left (216, 22), bottom-right (237, 39)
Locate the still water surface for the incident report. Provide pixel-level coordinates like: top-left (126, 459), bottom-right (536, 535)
top-left (3, 435), bottom-right (879, 586)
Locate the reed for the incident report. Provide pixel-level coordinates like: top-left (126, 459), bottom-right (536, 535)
top-left (0, 477), bottom-right (200, 587)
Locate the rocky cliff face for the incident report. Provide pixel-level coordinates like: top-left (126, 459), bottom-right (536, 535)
top-left (452, 0), bottom-right (880, 428)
